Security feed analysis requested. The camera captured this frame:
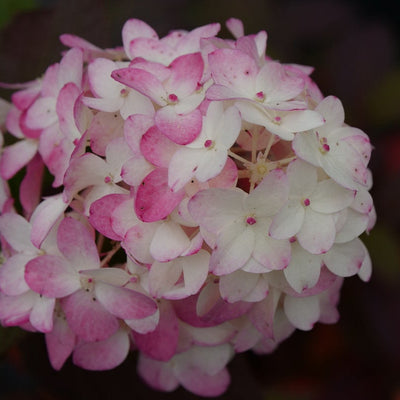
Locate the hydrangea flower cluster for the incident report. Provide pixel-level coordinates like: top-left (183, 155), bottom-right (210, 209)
top-left (0, 18), bottom-right (375, 396)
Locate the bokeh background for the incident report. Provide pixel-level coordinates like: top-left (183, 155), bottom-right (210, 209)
top-left (0, 0), bottom-right (399, 399)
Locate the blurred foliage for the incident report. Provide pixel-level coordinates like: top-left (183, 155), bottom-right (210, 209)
top-left (367, 69), bottom-right (400, 128)
top-left (0, 0), bottom-right (38, 29)
top-left (362, 225), bottom-right (400, 284)
top-left (0, 326), bottom-right (26, 356)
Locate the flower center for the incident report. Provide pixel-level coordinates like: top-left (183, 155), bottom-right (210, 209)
top-left (319, 136), bottom-right (330, 154)
top-left (246, 216), bottom-right (257, 225)
top-left (303, 198), bottom-right (311, 207)
top-left (273, 116), bottom-right (282, 125)
top-left (204, 139), bottom-right (215, 149)
top-left (168, 93), bottom-right (179, 104)
top-left (255, 91), bottom-right (265, 102)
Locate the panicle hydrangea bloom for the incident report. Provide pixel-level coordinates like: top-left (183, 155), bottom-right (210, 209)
top-left (0, 17), bottom-right (374, 397)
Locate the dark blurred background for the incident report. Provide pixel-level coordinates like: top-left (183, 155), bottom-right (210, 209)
top-left (1, 0), bottom-right (400, 399)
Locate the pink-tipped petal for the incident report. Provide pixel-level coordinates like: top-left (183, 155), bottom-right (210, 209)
top-left (25, 255), bottom-right (80, 298)
top-left (61, 289), bottom-right (119, 342)
top-left (57, 217), bottom-right (99, 269)
top-left (132, 301), bottom-right (179, 361)
top-left (155, 106), bottom-right (202, 145)
top-left (135, 168), bottom-right (185, 222)
top-left (45, 312), bottom-right (76, 370)
top-left (95, 281), bottom-right (157, 320)
top-left (73, 329), bottom-right (130, 370)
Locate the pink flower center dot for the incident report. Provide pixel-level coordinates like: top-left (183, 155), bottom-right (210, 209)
top-left (256, 91), bottom-right (265, 101)
top-left (322, 143), bottom-right (330, 152)
top-left (246, 216), bottom-right (257, 225)
top-left (204, 139), bottom-right (214, 148)
top-left (168, 93), bottom-right (179, 103)
top-left (303, 198), bottom-right (310, 206)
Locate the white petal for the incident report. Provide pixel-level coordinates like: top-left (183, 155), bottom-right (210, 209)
top-left (297, 209), bottom-right (336, 254)
top-left (310, 179), bottom-right (355, 213)
top-left (219, 270), bottom-right (259, 303)
top-left (284, 295), bottom-right (320, 331)
top-left (283, 243), bottom-right (322, 293)
top-left (150, 221), bottom-right (190, 262)
top-left (323, 239), bottom-right (365, 277)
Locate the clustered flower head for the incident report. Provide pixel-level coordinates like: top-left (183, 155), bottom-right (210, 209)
top-left (0, 18), bottom-right (375, 396)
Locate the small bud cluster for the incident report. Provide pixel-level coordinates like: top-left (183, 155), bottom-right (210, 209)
top-left (0, 18), bottom-right (375, 396)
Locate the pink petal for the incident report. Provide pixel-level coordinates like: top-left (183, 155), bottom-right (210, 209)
top-left (25, 255), bottom-right (80, 297)
top-left (25, 97), bottom-right (57, 129)
top-left (253, 228), bottom-right (291, 270)
top-left (57, 217), bottom-right (99, 269)
top-left (249, 288), bottom-right (280, 338)
top-left (37, 125), bottom-right (74, 187)
top-left (30, 194), bottom-right (68, 249)
top-left (132, 301), bottom-right (179, 361)
top-left (125, 308), bottom-right (160, 334)
top-left (124, 113), bottom-right (154, 155)
top-left (61, 289), bottom-right (119, 342)
top-left (177, 363), bottom-right (230, 397)
top-left (29, 296), bottom-right (55, 332)
top-left (111, 68), bottom-right (166, 105)
top-left (63, 153), bottom-right (110, 202)
top-left (315, 95), bottom-right (344, 129)
top-left (123, 223), bottom-right (157, 264)
top-left (175, 23), bottom-right (221, 53)
top-left (208, 49), bottom-right (257, 95)
top-left (45, 312), bottom-right (76, 370)
top-left (58, 48), bottom-right (83, 89)
top-left (95, 281), bottom-right (157, 319)
top-left (135, 168), bottom-right (185, 222)
top-left (0, 212), bottom-right (33, 252)
top-left (89, 194), bottom-right (127, 240)
top-left (226, 18), bottom-right (244, 38)
top-left (140, 125), bottom-right (179, 168)
top-left (88, 111), bottom-right (124, 156)
top-left (155, 106), bottom-right (202, 145)
top-left (129, 38), bottom-right (176, 65)
top-left (122, 18), bottom-right (158, 59)
top-left (0, 254), bottom-right (32, 296)
top-left (73, 329), bottom-right (129, 370)
top-left (11, 86), bottom-right (39, 111)
top-left (188, 187), bottom-right (245, 233)
top-left (19, 154), bottom-right (44, 217)
top-left (256, 61), bottom-right (304, 103)
top-left (0, 291), bottom-right (34, 326)
top-left (197, 282), bottom-right (253, 324)
top-left (137, 354), bottom-right (179, 392)
top-left (0, 139), bottom-right (37, 179)
top-left (87, 58), bottom-right (123, 98)
top-left (167, 53), bottom-right (204, 98)
top-left (246, 169), bottom-right (289, 216)
top-left (56, 82), bottom-right (81, 139)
